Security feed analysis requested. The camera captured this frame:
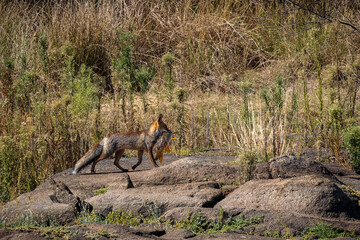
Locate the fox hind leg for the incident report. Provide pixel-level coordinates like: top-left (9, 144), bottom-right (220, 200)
top-left (131, 150), bottom-right (144, 170)
top-left (91, 152), bottom-right (112, 173)
top-left (114, 149), bottom-right (128, 172)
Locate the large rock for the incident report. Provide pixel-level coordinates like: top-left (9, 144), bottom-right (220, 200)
top-left (217, 175), bottom-right (359, 219)
top-left (0, 179), bottom-right (82, 224)
top-left (130, 156), bottom-right (240, 187)
top-left (162, 229), bottom-right (196, 239)
top-left (216, 156), bottom-right (360, 235)
top-left (87, 182), bottom-right (223, 217)
top-left (0, 229), bottom-right (47, 240)
top-left (252, 155), bottom-right (334, 179)
top-left (0, 156), bottom-right (235, 225)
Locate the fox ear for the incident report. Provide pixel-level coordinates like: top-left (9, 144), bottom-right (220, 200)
top-left (149, 115), bottom-right (160, 136)
top-left (149, 114), bottom-right (163, 135)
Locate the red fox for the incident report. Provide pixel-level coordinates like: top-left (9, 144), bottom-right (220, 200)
top-left (72, 114), bottom-right (172, 174)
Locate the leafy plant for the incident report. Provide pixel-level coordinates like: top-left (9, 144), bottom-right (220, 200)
top-left (68, 64), bottom-right (100, 118)
top-left (343, 126), bottom-right (360, 170)
top-left (261, 74), bottom-right (285, 158)
top-left (325, 104), bottom-right (349, 168)
top-left (75, 210), bottom-right (144, 226)
top-left (174, 212), bottom-right (263, 234)
top-left (92, 187), bottom-right (108, 196)
top-left (239, 81), bottom-right (252, 126)
top-left (302, 222), bottom-right (339, 239)
top-left (105, 211), bottom-right (143, 226)
top-left (75, 211), bottom-right (105, 225)
top-left (161, 53), bottom-right (175, 94)
top-left (232, 149), bottom-right (262, 184)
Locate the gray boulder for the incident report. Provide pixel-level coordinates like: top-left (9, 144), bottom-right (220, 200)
top-left (216, 156), bottom-right (360, 235)
top-left (252, 155), bottom-right (334, 179)
top-left (0, 156), bottom-right (235, 225)
top-left (87, 182), bottom-right (223, 217)
top-left (131, 156), bottom-right (240, 187)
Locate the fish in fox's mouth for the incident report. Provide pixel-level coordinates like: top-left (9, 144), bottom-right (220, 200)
top-left (153, 130), bottom-right (172, 160)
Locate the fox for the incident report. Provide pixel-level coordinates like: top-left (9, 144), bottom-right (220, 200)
top-left (72, 114), bottom-right (172, 174)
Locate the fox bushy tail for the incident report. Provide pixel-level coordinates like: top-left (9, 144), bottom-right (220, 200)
top-left (72, 143), bottom-right (103, 174)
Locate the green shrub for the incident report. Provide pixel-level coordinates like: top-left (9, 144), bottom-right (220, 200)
top-left (301, 222), bottom-right (348, 239)
top-left (232, 150), bottom-right (262, 184)
top-left (343, 126), bottom-right (360, 170)
top-left (92, 187), bottom-right (108, 196)
top-left (105, 211), bottom-right (142, 226)
top-left (174, 212), bottom-right (263, 234)
top-left (161, 53), bottom-right (175, 92)
top-left (75, 210), bottom-right (143, 226)
top-left (69, 64), bottom-right (100, 118)
top-left (0, 136), bottom-right (21, 203)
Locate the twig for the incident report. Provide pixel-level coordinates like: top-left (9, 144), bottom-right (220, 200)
top-left (285, 0), bottom-right (360, 33)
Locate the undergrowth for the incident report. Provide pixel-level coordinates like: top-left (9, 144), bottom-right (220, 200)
top-left (75, 210), bottom-right (264, 235)
top-left (173, 212), bottom-right (263, 234)
top-left (0, 211), bottom-right (72, 239)
top-left (92, 187), bottom-right (108, 196)
top-left (3, 210), bottom-right (359, 239)
top-left (301, 222), bottom-right (359, 240)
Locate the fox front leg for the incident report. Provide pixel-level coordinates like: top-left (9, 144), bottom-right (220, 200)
top-left (114, 149), bottom-right (128, 172)
top-left (145, 138), bottom-right (160, 168)
top-left (131, 150), bottom-right (144, 170)
top-left (148, 146), bottom-right (159, 168)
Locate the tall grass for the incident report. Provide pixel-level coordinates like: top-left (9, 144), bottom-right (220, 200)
top-left (1, 0), bottom-right (360, 203)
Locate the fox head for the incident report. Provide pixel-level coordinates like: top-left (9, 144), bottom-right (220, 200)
top-left (146, 114), bottom-right (172, 167)
top-left (149, 114), bottom-right (170, 139)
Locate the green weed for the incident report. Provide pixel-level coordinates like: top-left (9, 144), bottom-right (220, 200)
top-left (75, 210), bottom-right (148, 227)
top-left (92, 187), bottom-right (108, 196)
top-left (85, 229), bottom-right (117, 239)
top-left (174, 212), bottom-right (263, 234)
top-left (301, 222), bottom-right (358, 239)
top-left (1, 212), bottom-right (72, 239)
top-left (105, 211), bottom-right (143, 226)
top-left (343, 126), bottom-right (360, 170)
top-left (230, 149), bottom-right (262, 184)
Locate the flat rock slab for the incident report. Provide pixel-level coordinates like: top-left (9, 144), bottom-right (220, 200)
top-left (162, 207), bottom-right (226, 222)
top-left (130, 156), bottom-right (241, 186)
top-left (0, 155), bottom-right (236, 225)
top-left (252, 155), bottom-right (335, 180)
top-left (87, 182), bottom-right (223, 217)
top-left (161, 229), bottom-right (196, 239)
top-left (0, 181), bottom-right (78, 224)
top-left (0, 229), bottom-right (47, 240)
top-left (216, 175), bottom-right (359, 219)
